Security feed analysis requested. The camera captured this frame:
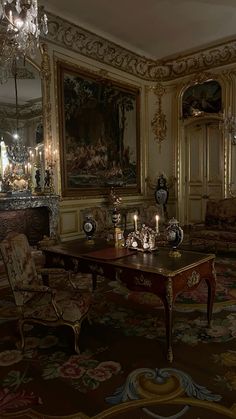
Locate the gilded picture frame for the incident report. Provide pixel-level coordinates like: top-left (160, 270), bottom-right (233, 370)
top-left (57, 61), bottom-right (141, 197)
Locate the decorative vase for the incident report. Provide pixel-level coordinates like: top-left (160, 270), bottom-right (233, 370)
top-left (166, 218), bottom-right (184, 257)
top-left (83, 215), bottom-right (97, 242)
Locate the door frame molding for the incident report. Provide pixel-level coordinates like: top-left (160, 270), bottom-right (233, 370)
top-left (173, 71), bottom-right (233, 225)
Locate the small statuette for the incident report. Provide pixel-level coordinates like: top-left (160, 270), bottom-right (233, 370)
top-left (44, 168), bottom-right (52, 193)
top-left (34, 168), bottom-right (42, 193)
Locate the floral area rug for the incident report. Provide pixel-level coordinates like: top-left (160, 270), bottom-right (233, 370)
top-left (0, 256), bottom-right (236, 418)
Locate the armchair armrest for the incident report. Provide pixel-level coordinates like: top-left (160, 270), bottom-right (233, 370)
top-left (15, 282), bottom-right (62, 318)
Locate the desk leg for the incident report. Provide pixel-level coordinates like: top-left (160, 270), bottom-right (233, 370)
top-left (163, 277), bottom-right (173, 363)
top-left (205, 269), bottom-right (216, 327)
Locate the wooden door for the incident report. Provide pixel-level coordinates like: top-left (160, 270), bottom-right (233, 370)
top-left (185, 121), bottom-right (224, 224)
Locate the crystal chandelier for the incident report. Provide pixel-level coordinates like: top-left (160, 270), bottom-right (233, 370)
top-left (0, 0), bottom-right (48, 82)
top-left (219, 107), bottom-right (236, 145)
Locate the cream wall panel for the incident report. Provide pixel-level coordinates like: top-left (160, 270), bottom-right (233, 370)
top-left (60, 210), bottom-right (78, 236)
top-left (188, 199), bottom-right (202, 223)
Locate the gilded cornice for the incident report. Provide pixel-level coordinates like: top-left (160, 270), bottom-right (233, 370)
top-left (42, 13), bottom-right (236, 82)
top-left (43, 13), bottom-right (168, 81)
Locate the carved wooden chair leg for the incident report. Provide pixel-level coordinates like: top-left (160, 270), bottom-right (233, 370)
top-left (73, 324), bottom-right (81, 354)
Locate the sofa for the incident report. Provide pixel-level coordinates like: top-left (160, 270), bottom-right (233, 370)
top-left (189, 197), bottom-right (236, 252)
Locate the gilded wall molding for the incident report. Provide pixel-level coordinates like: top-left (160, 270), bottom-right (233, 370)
top-left (40, 43), bottom-right (52, 151)
top-left (42, 13), bottom-right (236, 82)
top-left (150, 83), bottom-right (167, 150)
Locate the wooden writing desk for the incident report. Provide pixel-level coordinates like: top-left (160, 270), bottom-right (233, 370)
top-left (43, 239), bottom-right (216, 362)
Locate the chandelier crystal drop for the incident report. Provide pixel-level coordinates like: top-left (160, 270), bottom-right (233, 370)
top-left (7, 139), bottom-right (30, 164)
top-left (0, 0), bottom-right (48, 81)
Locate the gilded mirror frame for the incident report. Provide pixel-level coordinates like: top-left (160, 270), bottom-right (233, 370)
top-left (0, 43), bottom-right (52, 195)
top-left (39, 43), bottom-right (52, 164)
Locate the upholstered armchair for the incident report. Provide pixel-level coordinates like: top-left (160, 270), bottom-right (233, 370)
top-left (0, 232), bottom-right (92, 353)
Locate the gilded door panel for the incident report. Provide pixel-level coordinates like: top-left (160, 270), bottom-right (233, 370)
top-left (185, 121), bottom-right (223, 224)
top-left (188, 125), bottom-right (204, 183)
top-left (186, 124), bottom-right (205, 224)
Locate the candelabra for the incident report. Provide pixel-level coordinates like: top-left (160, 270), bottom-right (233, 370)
top-left (126, 224), bottom-right (159, 252)
top-left (126, 213), bottom-right (160, 252)
top-left (44, 145), bottom-right (58, 193)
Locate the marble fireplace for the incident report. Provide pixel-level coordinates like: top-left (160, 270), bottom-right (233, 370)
top-left (0, 194), bottom-right (60, 245)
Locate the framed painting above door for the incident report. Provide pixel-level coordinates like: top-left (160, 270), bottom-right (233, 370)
top-left (57, 61), bottom-right (141, 197)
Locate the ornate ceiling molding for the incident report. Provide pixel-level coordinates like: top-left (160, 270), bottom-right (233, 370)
top-left (0, 100), bottom-right (42, 119)
top-left (43, 13), bottom-right (236, 82)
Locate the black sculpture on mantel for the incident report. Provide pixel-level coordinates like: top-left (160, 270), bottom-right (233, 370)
top-left (34, 169), bottom-right (42, 193)
top-left (154, 174), bottom-right (169, 217)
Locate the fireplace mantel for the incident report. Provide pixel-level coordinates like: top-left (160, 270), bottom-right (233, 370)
top-left (0, 194), bottom-right (60, 241)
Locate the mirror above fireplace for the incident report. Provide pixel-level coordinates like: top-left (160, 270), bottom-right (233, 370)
top-left (0, 44), bottom-right (52, 196)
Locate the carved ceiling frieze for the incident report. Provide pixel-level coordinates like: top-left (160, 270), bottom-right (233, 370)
top-left (43, 13), bottom-right (236, 82)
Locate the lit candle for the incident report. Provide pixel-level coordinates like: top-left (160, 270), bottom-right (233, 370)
top-left (39, 151), bottom-right (42, 161)
top-left (134, 214), bottom-right (138, 232)
top-left (9, 10), bottom-right (13, 24)
top-left (155, 215), bottom-right (159, 233)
